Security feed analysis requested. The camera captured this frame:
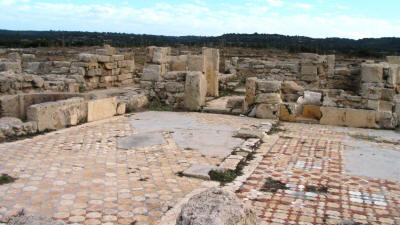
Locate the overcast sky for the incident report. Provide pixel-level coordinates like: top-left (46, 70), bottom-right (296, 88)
top-left (0, 0), bottom-right (399, 39)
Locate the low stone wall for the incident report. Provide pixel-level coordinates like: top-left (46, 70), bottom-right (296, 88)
top-left (0, 45), bottom-right (137, 95)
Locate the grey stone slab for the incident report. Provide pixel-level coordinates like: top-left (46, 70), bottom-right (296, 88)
top-left (128, 111), bottom-right (243, 157)
top-left (344, 141), bottom-right (400, 181)
top-left (117, 133), bottom-right (166, 150)
top-left (182, 164), bottom-right (218, 180)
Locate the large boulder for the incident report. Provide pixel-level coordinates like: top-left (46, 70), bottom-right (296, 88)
top-left (176, 188), bottom-right (256, 225)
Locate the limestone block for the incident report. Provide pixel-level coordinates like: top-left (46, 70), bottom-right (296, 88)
top-left (320, 107), bottom-right (346, 126)
top-left (203, 48), bottom-right (220, 97)
top-left (361, 63), bottom-right (383, 83)
top-left (381, 88), bottom-right (395, 101)
top-left (165, 71), bottom-right (187, 81)
top-left (366, 100), bottom-right (379, 110)
top-left (0, 61), bottom-right (21, 73)
top-left (255, 93), bottom-right (282, 104)
top-left (142, 64), bottom-right (164, 81)
top-left (345, 108), bottom-right (378, 128)
top-left (281, 81), bottom-right (303, 94)
top-left (187, 55), bottom-right (203, 71)
top-left (112, 55), bottom-right (125, 61)
top-left (387, 56), bottom-right (400, 64)
top-left (116, 103), bottom-right (126, 115)
top-left (377, 111), bottom-right (398, 129)
top-left (87, 97), bottom-right (117, 122)
top-left (154, 47), bottom-right (171, 64)
top-left (96, 45), bottom-right (116, 56)
top-left (169, 55), bottom-right (188, 71)
top-left (280, 103), bottom-right (296, 122)
top-left (386, 64), bottom-right (399, 87)
top-left (255, 104), bottom-right (280, 119)
top-left (97, 55), bottom-right (111, 63)
top-left (117, 73), bottom-right (132, 81)
top-left (245, 77), bottom-right (257, 107)
top-left (302, 105), bottom-right (322, 120)
top-left (165, 82), bottom-right (185, 93)
top-left (25, 62), bottom-right (40, 74)
top-left (22, 54), bottom-right (36, 62)
top-left (27, 97), bottom-right (87, 132)
top-left (301, 65), bottom-right (318, 76)
top-left (87, 68), bottom-right (102, 77)
top-left (395, 102), bottom-right (400, 124)
top-left (184, 71), bottom-right (207, 111)
top-left (104, 62), bottom-right (117, 70)
top-left (226, 97), bottom-right (244, 109)
top-left (256, 80), bottom-right (281, 93)
top-left (176, 188), bottom-right (256, 225)
top-left (77, 53), bottom-right (98, 63)
top-left (378, 101), bottom-right (393, 112)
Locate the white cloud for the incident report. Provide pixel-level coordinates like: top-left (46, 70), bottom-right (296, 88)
top-left (0, 1), bottom-right (399, 39)
top-left (264, 0), bottom-right (284, 7)
top-left (293, 3), bottom-right (313, 10)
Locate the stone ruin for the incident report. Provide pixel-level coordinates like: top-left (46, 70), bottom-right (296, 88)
top-left (0, 45), bottom-right (399, 141)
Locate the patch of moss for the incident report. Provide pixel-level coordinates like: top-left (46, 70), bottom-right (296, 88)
top-left (0, 174), bottom-right (16, 185)
top-left (260, 177), bottom-right (288, 193)
top-left (305, 185), bottom-right (328, 194)
top-left (146, 99), bottom-right (174, 111)
top-left (209, 170), bottom-right (237, 185)
top-left (350, 134), bottom-right (379, 142)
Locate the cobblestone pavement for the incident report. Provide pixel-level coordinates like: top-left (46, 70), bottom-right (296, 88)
top-left (237, 122), bottom-right (400, 225)
top-left (0, 112), bottom-right (266, 225)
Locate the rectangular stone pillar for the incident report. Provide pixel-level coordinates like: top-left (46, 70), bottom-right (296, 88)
top-left (202, 48), bottom-right (219, 97)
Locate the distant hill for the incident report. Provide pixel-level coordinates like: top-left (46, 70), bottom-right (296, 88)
top-left (0, 29), bottom-right (399, 57)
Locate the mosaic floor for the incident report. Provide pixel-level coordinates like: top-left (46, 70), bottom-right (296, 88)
top-left (237, 123), bottom-right (400, 225)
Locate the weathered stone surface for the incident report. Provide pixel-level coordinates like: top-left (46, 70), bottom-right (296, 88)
top-left (152, 47), bottom-right (170, 64)
top-left (87, 97), bottom-right (117, 122)
top-left (184, 71), bottom-right (207, 111)
top-left (27, 97), bottom-right (87, 131)
top-left (7, 215), bottom-right (66, 225)
top-left (116, 102), bottom-right (126, 115)
top-left (187, 55), bottom-right (203, 72)
top-left (387, 56), bottom-right (400, 64)
top-left (302, 105), bottom-right (322, 120)
top-left (142, 64), bottom-right (164, 81)
top-left (117, 133), bottom-right (166, 150)
top-left (345, 108), bottom-right (378, 128)
top-left (320, 107), bottom-right (346, 126)
top-left (377, 111), bottom-right (398, 129)
top-left (0, 117), bottom-right (37, 140)
top-left (169, 55), bottom-right (188, 71)
top-left (245, 77), bottom-right (257, 109)
top-left (279, 103), bottom-right (296, 122)
top-left (361, 63), bottom-right (383, 83)
top-left (301, 65), bottom-right (318, 76)
top-left (281, 81), bottom-right (303, 94)
top-left (176, 188), bottom-right (257, 225)
top-left (182, 164), bottom-right (218, 180)
top-left (256, 80), bottom-right (281, 93)
top-left (378, 101), bottom-right (393, 112)
top-left (297, 91), bottom-right (322, 107)
top-left (255, 93), bottom-right (282, 104)
top-left (255, 104), bottom-right (280, 119)
top-left (77, 53), bottom-right (97, 63)
top-left (233, 127), bottom-right (264, 139)
top-left (203, 48), bottom-right (219, 97)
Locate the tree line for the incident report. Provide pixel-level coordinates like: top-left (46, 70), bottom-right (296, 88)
top-left (0, 30), bottom-right (399, 57)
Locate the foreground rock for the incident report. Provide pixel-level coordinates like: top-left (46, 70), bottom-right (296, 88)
top-left (176, 188), bottom-right (256, 225)
top-left (6, 215), bottom-right (66, 225)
